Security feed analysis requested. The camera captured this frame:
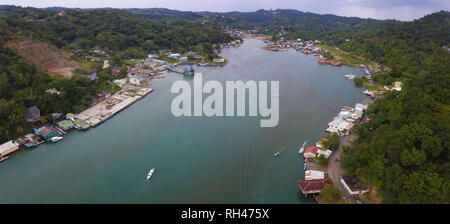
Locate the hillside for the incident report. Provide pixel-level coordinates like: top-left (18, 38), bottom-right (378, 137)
top-left (4, 40), bottom-right (79, 78)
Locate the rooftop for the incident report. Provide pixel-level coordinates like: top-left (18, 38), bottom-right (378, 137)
top-left (0, 140), bottom-right (20, 154)
top-left (342, 176), bottom-right (369, 191)
top-left (298, 178), bottom-right (333, 194)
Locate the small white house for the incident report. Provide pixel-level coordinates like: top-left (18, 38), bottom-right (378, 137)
top-left (113, 79), bottom-right (127, 87)
top-left (318, 149), bottom-right (332, 159)
top-left (130, 76), bottom-right (141, 85)
top-left (355, 103), bottom-right (365, 112)
top-left (305, 170), bottom-right (325, 180)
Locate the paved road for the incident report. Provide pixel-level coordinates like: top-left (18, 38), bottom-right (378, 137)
top-left (327, 99), bottom-right (374, 203)
top-left (327, 133), bottom-right (357, 203)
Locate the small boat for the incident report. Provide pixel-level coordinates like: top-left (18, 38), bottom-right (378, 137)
top-left (50, 136), bottom-right (63, 142)
top-left (303, 162), bottom-right (307, 171)
top-left (298, 141), bottom-right (307, 154)
top-left (0, 156), bottom-right (9, 162)
top-left (345, 74), bottom-right (356, 80)
top-left (183, 66), bottom-right (194, 75)
top-left (147, 168), bottom-right (155, 180)
top-left (274, 152), bottom-right (280, 157)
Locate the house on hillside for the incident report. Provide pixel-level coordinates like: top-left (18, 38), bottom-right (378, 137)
top-left (26, 106), bottom-right (41, 123)
top-left (168, 53), bottom-right (181, 59)
top-left (80, 71), bottom-right (98, 81)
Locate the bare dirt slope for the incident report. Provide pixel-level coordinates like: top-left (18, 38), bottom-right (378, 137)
top-left (4, 40), bottom-right (80, 78)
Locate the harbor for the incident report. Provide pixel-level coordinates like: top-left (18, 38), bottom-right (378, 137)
top-left (0, 39), bottom-right (367, 203)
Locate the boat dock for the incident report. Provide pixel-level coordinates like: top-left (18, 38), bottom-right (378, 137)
top-left (77, 85), bottom-right (153, 127)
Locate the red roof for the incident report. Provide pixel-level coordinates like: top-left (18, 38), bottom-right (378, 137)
top-left (298, 178), bottom-right (334, 194)
top-left (305, 146), bottom-right (318, 155)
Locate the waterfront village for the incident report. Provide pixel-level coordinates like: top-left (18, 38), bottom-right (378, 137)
top-left (0, 41), bottom-right (242, 162)
top-left (0, 32), bottom-right (404, 203)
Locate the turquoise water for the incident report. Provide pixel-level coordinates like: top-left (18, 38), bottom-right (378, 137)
top-left (0, 39), bottom-right (366, 203)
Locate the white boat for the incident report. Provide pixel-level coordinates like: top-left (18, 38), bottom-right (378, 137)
top-left (345, 74), bottom-right (356, 80)
top-left (50, 136), bottom-right (63, 142)
top-left (147, 168), bottom-right (155, 180)
top-left (298, 141), bottom-right (307, 154)
top-left (274, 152), bottom-right (280, 157)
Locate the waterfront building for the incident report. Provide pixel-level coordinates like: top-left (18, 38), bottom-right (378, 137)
top-left (315, 137), bottom-right (328, 148)
top-left (66, 113), bottom-right (76, 121)
top-left (35, 126), bottom-right (58, 140)
top-left (130, 76), bottom-right (142, 85)
top-left (305, 170), bottom-right (325, 180)
top-left (304, 146), bottom-right (319, 158)
top-left (355, 103), bottom-right (366, 112)
top-left (58, 120), bottom-right (74, 131)
top-left (17, 134), bottom-right (39, 148)
top-left (73, 119), bottom-right (87, 129)
top-left (0, 140), bottom-right (20, 157)
top-left (298, 178), bottom-right (333, 195)
top-left (318, 149), bottom-right (332, 159)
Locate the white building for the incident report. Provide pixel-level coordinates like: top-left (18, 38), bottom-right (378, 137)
top-left (355, 103), bottom-right (366, 112)
top-left (0, 140), bottom-right (20, 157)
top-left (318, 149), bottom-right (332, 159)
top-left (305, 170), bottom-right (325, 180)
top-left (113, 79), bottom-right (127, 87)
top-left (130, 76), bottom-right (141, 85)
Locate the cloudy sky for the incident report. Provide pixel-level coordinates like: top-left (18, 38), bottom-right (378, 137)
top-left (3, 0), bottom-right (449, 21)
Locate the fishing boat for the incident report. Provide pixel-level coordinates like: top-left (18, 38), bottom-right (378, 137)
top-left (274, 152), bottom-right (280, 157)
top-left (147, 168), bottom-right (155, 180)
top-left (0, 156), bottom-right (9, 162)
top-left (303, 162), bottom-right (307, 171)
top-left (298, 141), bottom-right (307, 154)
top-left (50, 136), bottom-right (63, 143)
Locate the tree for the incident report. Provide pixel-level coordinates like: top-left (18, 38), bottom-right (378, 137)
top-left (316, 154), bottom-right (329, 165)
top-left (321, 184), bottom-right (341, 201)
top-left (322, 133), bottom-right (340, 150)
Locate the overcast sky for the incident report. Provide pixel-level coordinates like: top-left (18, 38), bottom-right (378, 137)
top-left (3, 0), bottom-right (449, 21)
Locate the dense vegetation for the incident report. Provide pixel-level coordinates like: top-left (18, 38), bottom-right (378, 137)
top-left (337, 13), bottom-right (449, 203)
top-left (0, 6), bottom-right (232, 57)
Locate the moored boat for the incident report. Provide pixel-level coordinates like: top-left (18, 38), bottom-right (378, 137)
top-left (50, 136), bottom-right (63, 143)
top-left (0, 156), bottom-right (9, 162)
top-left (298, 141), bottom-right (307, 154)
top-left (304, 162), bottom-right (307, 171)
